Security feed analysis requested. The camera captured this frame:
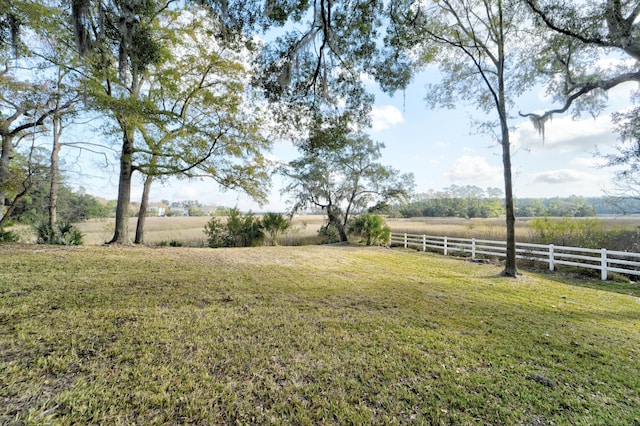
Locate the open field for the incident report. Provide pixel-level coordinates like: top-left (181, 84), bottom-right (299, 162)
top-left (389, 216), bottom-right (640, 241)
top-left (69, 215), bottom-right (640, 248)
top-left (73, 215), bottom-right (330, 246)
top-left (71, 216), bottom-right (535, 246)
top-left (1, 244), bottom-right (639, 424)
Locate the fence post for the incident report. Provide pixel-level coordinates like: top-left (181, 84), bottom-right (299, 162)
top-left (548, 244), bottom-right (554, 271)
top-left (404, 233), bottom-right (408, 249)
top-left (472, 238), bottom-right (476, 260)
top-left (444, 236), bottom-right (448, 256)
top-left (601, 248), bottom-right (607, 281)
top-left (422, 235), bottom-right (426, 252)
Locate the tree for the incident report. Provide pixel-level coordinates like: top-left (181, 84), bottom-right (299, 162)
top-left (251, 0), bottom-right (379, 142)
top-left (602, 91), bottom-right (640, 209)
top-left (0, 143), bottom-right (49, 228)
top-left (12, 181), bottom-right (112, 224)
top-left (131, 9), bottom-right (270, 244)
top-left (521, 0), bottom-right (639, 130)
top-left (602, 159), bottom-right (640, 214)
top-left (71, 0), bottom-right (168, 244)
top-left (398, 186), bottom-right (505, 218)
top-left (521, 1), bottom-right (640, 193)
top-left (516, 198), bottom-right (547, 217)
top-left (0, 2), bottom-right (76, 225)
top-left (37, 10), bottom-right (86, 229)
top-left (281, 133), bottom-right (414, 243)
top-left (71, 2), bottom-right (272, 244)
top-left (381, 0), bottom-right (537, 276)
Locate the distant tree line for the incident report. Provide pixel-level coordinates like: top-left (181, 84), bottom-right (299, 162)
top-left (515, 197), bottom-right (596, 217)
top-left (395, 187), bottom-right (613, 218)
top-left (9, 181), bottom-right (112, 225)
top-left (395, 186), bottom-right (504, 219)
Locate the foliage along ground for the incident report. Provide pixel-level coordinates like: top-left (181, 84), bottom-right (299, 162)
top-left (1, 244), bottom-right (639, 424)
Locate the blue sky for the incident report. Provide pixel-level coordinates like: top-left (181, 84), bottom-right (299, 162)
top-left (75, 65), bottom-right (634, 213)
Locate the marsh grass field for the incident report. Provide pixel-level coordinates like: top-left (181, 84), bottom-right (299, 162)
top-left (69, 214), bottom-right (640, 248)
top-left (71, 215), bottom-right (532, 246)
top-left (1, 242), bottom-right (640, 424)
top-left (72, 216), bottom-right (330, 246)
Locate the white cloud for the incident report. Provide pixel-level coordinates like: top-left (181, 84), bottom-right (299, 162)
top-left (529, 169), bottom-right (593, 185)
top-left (359, 72), bottom-right (376, 86)
top-left (594, 57), bottom-right (636, 72)
top-left (170, 184), bottom-right (203, 200)
top-left (570, 156), bottom-right (606, 168)
top-left (371, 105), bottom-right (404, 132)
top-left (448, 156), bottom-right (502, 183)
top-left (513, 114), bottom-right (617, 153)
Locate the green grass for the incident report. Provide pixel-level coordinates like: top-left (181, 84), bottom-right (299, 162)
top-left (1, 244), bottom-right (639, 424)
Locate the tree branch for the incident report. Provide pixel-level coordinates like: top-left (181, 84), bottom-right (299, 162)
top-left (519, 69), bottom-right (640, 124)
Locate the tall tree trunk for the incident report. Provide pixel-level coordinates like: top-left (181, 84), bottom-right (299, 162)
top-left (500, 123), bottom-right (518, 277)
top-left (0, 133), bottom-right (12, 218)
top-left (497, 2), bottom-right (517, 278)
top-left (0, 191), bottom-right (26, 228)
top-left (327, 207), bottom-right (348, 242)
top-left (48, 116), bottom-right (61, 227)
top-left (134, 173), bottom-right (153, 244)
top-left (336, 223), bottom-right (348, 242)
top-left (109, 125), bottom-right (135, 244)
top-left (498, 74), bottom-right (518, 275)
top-left (135, 153), bottom-right (159, 244)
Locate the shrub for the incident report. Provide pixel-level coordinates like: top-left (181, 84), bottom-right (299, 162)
top-left (204, 208), bottom-right (264, 248)
top-left (349, 213), bottom-right (391, 246)
top-left (317, 223), bottom-right (341, 244)
top-left (529, 217), bottom-right (611, 249)
top-left (261, 213), bottom-right (289, 245)
top-left (0, 227), bottom-right (19, 243)
top-left (34, 222), bottom-right (84, 245)
top-left (204, 216), bottom-right (227, 248)
top-left (225, 208), bottom-right (264, 247)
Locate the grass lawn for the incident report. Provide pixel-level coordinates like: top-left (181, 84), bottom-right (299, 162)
top-left (1, 244), bottom-right (639, 424)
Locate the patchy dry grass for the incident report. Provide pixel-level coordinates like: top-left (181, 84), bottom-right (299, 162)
top-left (1, 244), bottom-right (639, 424)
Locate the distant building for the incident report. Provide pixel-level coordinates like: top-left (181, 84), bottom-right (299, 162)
top-left (148, 204), bottom-right (166, 217)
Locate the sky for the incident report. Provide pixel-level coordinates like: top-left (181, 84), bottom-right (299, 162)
top-left (73, 65), bottom-right (635, 213)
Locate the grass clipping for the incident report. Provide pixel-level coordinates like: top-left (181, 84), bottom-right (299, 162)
top-left (1, 244), bottom-right (639, 424)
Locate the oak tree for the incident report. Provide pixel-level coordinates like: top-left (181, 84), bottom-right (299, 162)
top-left (381, 0), bottom-right (537, 276)
top-left (0, 2), bottom-right (76, 226)
top-left (71, 0), bottom-right (168, 243)
top-left (131, 9), bottom-right (270, 244)
top-left (281, 132), bottom-right (413, 243)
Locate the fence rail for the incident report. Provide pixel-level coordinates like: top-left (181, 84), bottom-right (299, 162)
top-left (390, 233), bottom-right (640, 281)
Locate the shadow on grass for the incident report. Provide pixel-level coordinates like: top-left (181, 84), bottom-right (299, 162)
top-left (429, 250), bottom-right (640, 298)
top-left (518, 262), bottom-right (640, 298)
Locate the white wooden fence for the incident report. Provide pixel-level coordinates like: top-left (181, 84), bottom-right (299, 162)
top-left (390, 233), bottom-right (640, 281)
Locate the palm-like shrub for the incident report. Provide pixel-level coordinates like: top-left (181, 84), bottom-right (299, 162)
top-left (349, 213), bottom-right (391, 246)
top-left (261, 213), bottom-right (289, 245)
top-left (34, 222), bottom-right (84, 245)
